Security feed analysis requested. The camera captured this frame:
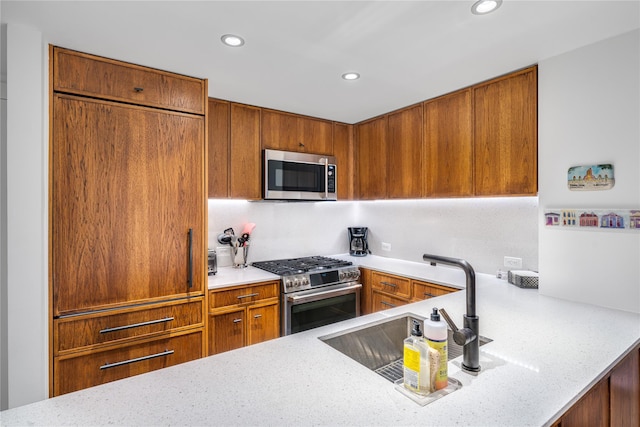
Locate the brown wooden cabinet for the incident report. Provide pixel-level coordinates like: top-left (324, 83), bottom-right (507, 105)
top-left (208, 281), bottom-right (280, 355)
top-left (553, 345), bottom-right (639, 427)
top-left (208, 99), bottom-right (230, 198)
top-left (387, 104), bottom-right (423, 198)
top-left (53, 48), bottom-right (206, 115)
top-left (411, 280), bottom-right (458, 302)
top-left (230, 103), bottom-right (262, 199)
top-left (361, 268), bottom-right (459, 313)
top-left (474, 66), bottom-right (538, 196)
top-left (54, 329), bottom-right (203, 396)
top-left (50, 46), bottom-right (207, 396)
top-left (423, 89), bottom-right (474, 197)
top-left (333, 122), bottom-right (355, 200)
top-left (356, 116), bottom-right (388, 199)
top-left (262, 109), bottom-right (333, 154)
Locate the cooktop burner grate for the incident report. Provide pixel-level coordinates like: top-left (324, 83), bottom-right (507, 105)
top-left (252, 256), bottom-right (352, 275)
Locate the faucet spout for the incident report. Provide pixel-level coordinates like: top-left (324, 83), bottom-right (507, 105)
top-left (423, 254), bottom-right (480, 373)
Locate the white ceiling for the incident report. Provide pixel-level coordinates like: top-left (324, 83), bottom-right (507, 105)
top-left (2, 1), bottom-right (639, 123)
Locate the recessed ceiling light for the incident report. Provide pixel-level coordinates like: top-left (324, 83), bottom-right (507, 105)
top-left (342, 72), bottom-right (360, 81)
top-left (221, 34), bottom-right (245, 47)
top-left (471, 0), bottom-right (502, 15)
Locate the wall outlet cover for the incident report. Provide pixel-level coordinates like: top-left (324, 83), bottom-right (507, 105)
top-left (381, 242), bottom-right (391, 251)
top-left (504, 256), bottom-right (523, 269)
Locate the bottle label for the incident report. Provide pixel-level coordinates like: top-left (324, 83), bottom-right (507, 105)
top-left (427, 338), bottom-right (448, 390)
top-left (403, 345), bottom-right (420, 390)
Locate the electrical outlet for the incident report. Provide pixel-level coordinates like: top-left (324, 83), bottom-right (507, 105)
top-left (504, 256), bottom-right (522, 269)
top-left (381, 242), bottom-right (391, 251)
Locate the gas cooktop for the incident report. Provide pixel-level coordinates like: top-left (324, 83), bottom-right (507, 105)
top-left (252, 256), bottom-right (352, 276)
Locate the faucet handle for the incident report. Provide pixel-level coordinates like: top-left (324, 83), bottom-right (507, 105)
top-left (439, 308), bottom-right (476, 347)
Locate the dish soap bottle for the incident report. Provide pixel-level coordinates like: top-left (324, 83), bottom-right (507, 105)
top-left (425, 307), bottom-right (448, 390)
top-left (403, 320), bottom-right (430, 395)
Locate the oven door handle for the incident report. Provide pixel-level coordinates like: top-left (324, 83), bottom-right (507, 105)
top-left (287, 283), bottom-right (362, 304)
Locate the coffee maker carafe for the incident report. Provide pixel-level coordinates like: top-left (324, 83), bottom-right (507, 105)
top-left (348, 227), bottom-right (370, 257)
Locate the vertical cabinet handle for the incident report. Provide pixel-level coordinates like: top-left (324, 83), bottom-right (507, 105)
top-left (187, 228), bottom-right (193, 288)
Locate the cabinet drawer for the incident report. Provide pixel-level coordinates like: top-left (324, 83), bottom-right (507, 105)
top-left (412, 280), bottom-right (457, 301)
top-left (53, 330), bottom-right (203, 396)
top-left (53, 47), bottom-right (205, 114)
top-left (209, 281), bottom-right (280, 309)
top-left (371, 290), bottom-right (409, 312)
top-left (370, 272), bottom-right (411, 299)
top-left (55, 298), bottom-right (204, 354)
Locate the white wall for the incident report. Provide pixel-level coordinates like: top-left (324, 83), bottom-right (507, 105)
top-left (2, 23), bottom-right (48, 409)
top-left (538, 29), bottom-right (640, 313)
top-left (209, 197), bottom-right (539, 275)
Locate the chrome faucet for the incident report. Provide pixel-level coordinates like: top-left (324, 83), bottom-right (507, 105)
top-left (423, 254), bottom-right (480, 373)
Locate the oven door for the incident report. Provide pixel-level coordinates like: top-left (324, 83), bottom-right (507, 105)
top-left (282, 282), bottom-right (361, 335)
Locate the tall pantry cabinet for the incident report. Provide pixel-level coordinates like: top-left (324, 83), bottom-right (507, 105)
top-left (49, 46), bottom-right (207, 396)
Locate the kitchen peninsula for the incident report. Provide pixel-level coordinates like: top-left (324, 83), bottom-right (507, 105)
top-left (3, 257), bottom-right (639, 426)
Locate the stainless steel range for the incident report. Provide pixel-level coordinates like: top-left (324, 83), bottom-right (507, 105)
top-left (252, 256), bottom-right (361, 336)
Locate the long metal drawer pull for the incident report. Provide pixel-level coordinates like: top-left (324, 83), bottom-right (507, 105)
top-left (253, 314), bottom-right (262, 319)
top-left (187, 228), bottom-right (194, 288)
top-left (99, 317), bottom-right (175, 334)
top-left (100, 349), bottom-right (174, 370)
top-left (381, 281), bottom-right (397, 288)
top-left (381, 301), bottom-right (396, 308)
top-left (423, 292), bottom-right (436, 298)
top-left (237, 293), bottom-right (259, 300)
top-left (233, 318), bottom-right (242, 323)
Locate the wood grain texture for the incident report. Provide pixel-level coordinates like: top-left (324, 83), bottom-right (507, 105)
top-left (423, 89), bottom-right (474, 197)
top-left (209, 281), bottom-right (279, 309)
top-left (247, 301), bottom-right (280, 346)
top-left (473, 67), bottom-right (538, 196)
top-left (207, 99), bottom-right (230, 198)
top-left (208, 308), bottom-right (245, 355)
top-left (55, 298), bottom-right (204, 354)
top-left (229, 103), bottom-right (262, 199)
top-left (370, 271), bottom-right (411, 299)
top-left (387, 104), bottom-right (423, 198)
top-left (610, 347), bottom-right (640, 427)
top-left (53, 47), bottom-right (205, 115)
top-left (333, 122), bottom-right (354, 200)
top-left (356, 116), bottom-right (388, 199)
top-left (54, 330), bottom-right (203, 396)
top-left (561, 377), bottom-right (610, 427)
top-left (371, 290), bottom-right (409, 313)
top-left (52, 94), bottom-right (205, 316)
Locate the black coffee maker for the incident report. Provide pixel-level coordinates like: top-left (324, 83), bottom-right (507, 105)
top-left (348, 227), bottom-right (370, 257)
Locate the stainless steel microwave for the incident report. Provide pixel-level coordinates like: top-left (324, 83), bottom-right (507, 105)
top-left (263, 149), bottom-right (337, 201)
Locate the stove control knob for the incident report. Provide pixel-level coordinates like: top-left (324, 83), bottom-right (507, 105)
top-left (339, 271), bottom-right (346, 281)
top-left (302, 277), bottom-right (309, 287)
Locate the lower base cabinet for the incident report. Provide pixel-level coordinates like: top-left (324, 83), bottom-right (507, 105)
top-left (362, 268), bottom-right (459, 314)
top-left (54, 330), bottom-right (204, 396)
top-left (208, 281), bottom-right (280, 355)
top-left (552, 345), bottom-right (639, 427)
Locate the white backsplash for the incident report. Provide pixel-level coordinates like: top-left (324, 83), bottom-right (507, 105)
top-left (208, 197), bottom-right (538, 275)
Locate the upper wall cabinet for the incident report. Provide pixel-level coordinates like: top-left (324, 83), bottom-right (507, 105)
top-left (356, 116), bottom-right (388, 199)
top-left (387, 104), bottom-right (424, 198)
top-left (54, 48), bottom-right (206, 115)
top-left (423, 89), bottom-right (474, 197)
top-left (230, 103), bottom-right (262, 200)
top-left (208, 99), bottom-right (230, 198)
top-left (261, 109), bottom-right (333, 155)
top-left (355, 65), bottom-right (538, 199)
top-left (474, 66), bottom-right (538, 196)
top-left (333, 122), bottom-right (355, 200)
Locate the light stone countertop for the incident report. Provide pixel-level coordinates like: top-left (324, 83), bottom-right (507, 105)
top-left (3, 256), bottom-right (640, 426)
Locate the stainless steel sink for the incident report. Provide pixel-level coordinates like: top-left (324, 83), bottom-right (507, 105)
top-left (319, 313), bottom-right (492, 383)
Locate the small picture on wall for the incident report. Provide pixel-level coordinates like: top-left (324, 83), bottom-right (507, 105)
top-left (567, 164), bottom-right (615, 191)
top-left (544, 209), bottom-right (640, 232)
